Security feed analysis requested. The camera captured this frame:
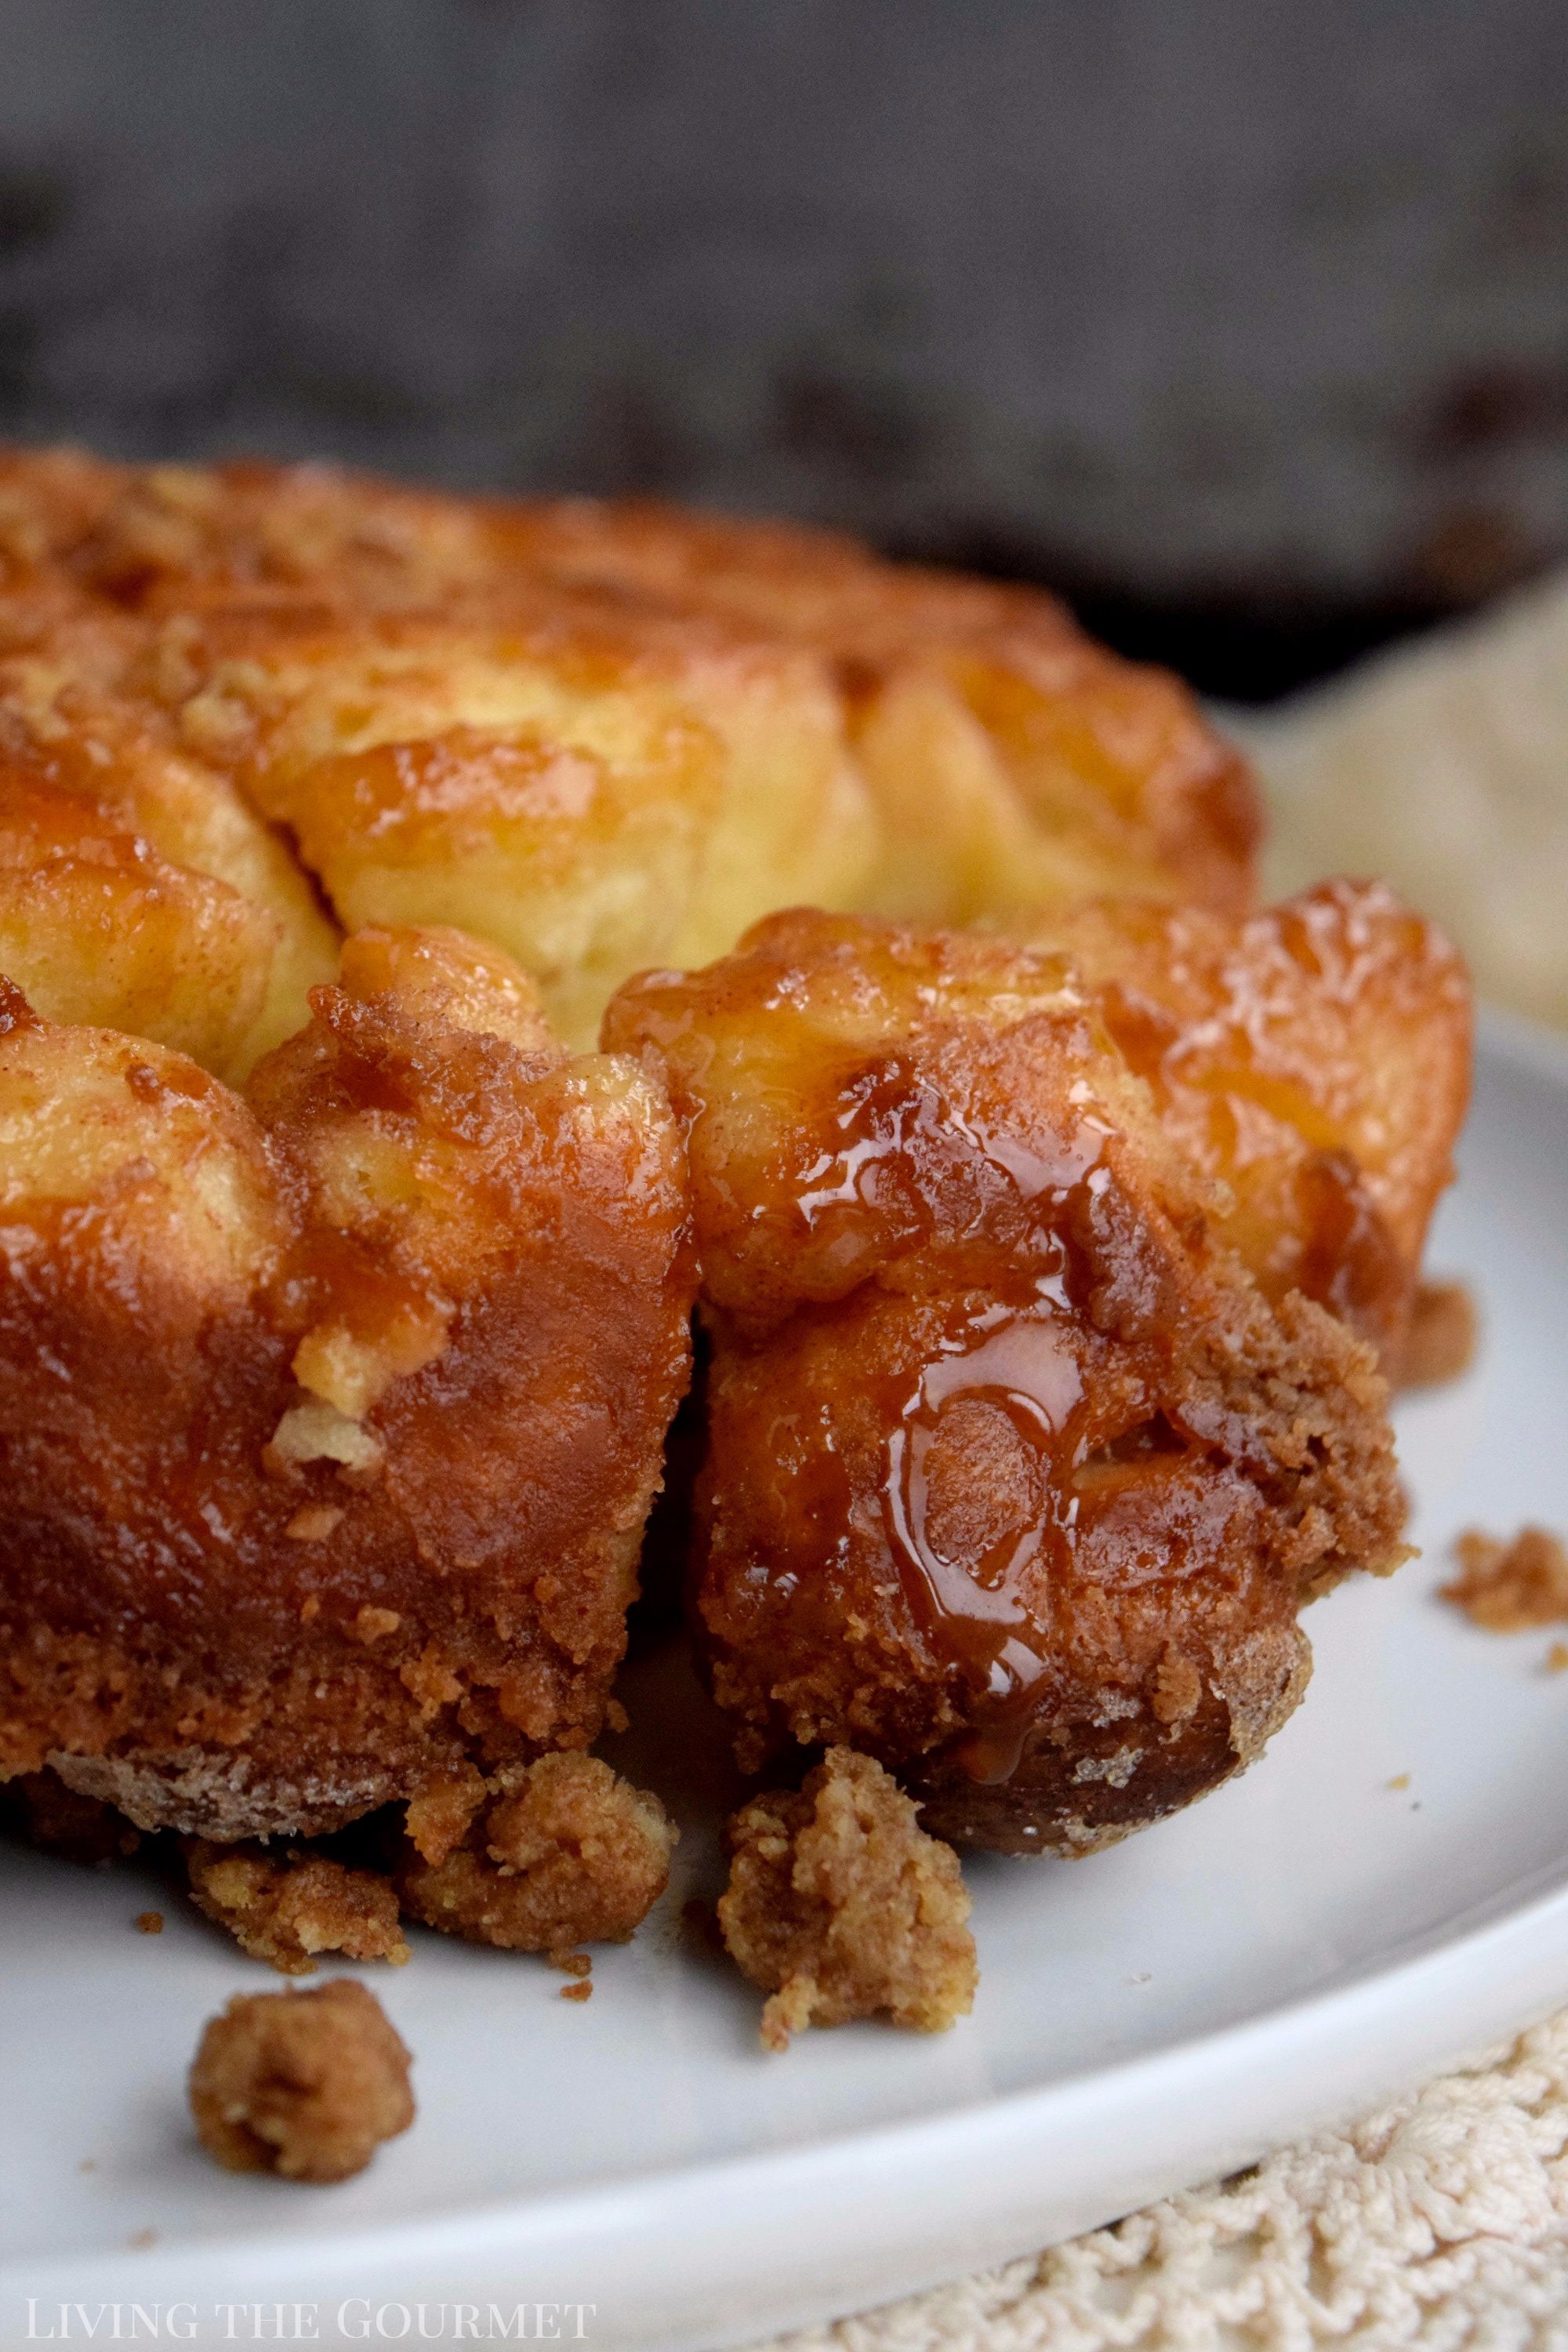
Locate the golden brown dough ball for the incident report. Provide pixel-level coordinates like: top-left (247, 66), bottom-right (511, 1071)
top-left (1022, 880), bottom-right (1472, 1360)
top-left (145, 600), bottom-right (873, 1051)
top-left (0, 926), bottom-right (694, 1839)
top-left (0, 575), bottom-right (339, 1075)
top-left (497, 495), bottom-right (1261, 924)
top-left (604, 906), bottom-right (1436, 1854)
top-left (0, 452), bottom-right (1258, 1051)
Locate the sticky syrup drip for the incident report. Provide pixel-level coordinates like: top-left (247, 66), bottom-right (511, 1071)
top-left (885, 1303), bottom-right (1085, 1785)
top-left (868, 1098), bottom-right (1110, 1785)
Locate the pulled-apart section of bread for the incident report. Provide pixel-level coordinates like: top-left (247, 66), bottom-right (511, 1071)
top-left (604, 898), bottom-right (1461, 1854)
top-left (0, 450), bottom-right (1258, 1049)
top-left (0, 926), bottom-right (694, 1838)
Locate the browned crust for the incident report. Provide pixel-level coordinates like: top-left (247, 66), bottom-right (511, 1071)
top-left (0, 931), bottom-right (694, 1837)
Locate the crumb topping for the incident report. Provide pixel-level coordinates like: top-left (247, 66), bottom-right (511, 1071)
top-left (719, 1748), bottom-right (977, 2050)
top-left (1149, 1646), bottom-right (1203, 1727)
top-left (395, 1751), bottom-right (675, 1955)
top-left (1441, 1526), bottom-right (1568, 1632)
top-left (185, 1839), bottom-right (410, 1975)
top-left (189, 1978), bottom-right (413, 2183)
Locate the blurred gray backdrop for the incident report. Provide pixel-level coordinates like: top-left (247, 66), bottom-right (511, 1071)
top-left (1, 0), bottom-right (1565, 694)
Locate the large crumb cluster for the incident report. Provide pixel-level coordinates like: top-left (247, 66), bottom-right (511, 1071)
top-left (185, 1841), bottom-right (410, 1975)
top-left (1441, 1526), bottom-right (1568, 1632)
top-left (189, 1978), bottom-right (414, 2182)
top-left (719, 1748), bottom-right (977, 2051)
top-left (395, 1751), bottom-right (676, 1955)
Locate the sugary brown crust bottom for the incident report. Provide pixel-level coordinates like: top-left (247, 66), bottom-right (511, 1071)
top-left (23, 1515), bottom-right (648, 1838)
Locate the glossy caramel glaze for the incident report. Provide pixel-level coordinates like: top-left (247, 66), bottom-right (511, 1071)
top-left (0, 449), bottom-right (1257, 1054)
top-left (1024, 882), bottom-right (1472, 1359)
top-left (0, 927), bottom-right (694, 1838)
top-left (499, 495), bottom-right (1261, 922)
top-left (605, 907), bottom-right (1432, 1853)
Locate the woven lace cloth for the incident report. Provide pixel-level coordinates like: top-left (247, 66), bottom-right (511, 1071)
top-left (763, 2013), bottom-right (1568, 2352)
top-left (764, 584), bottom-right (1568, 2352)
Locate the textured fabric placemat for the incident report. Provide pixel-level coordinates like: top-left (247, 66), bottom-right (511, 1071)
top-left (1234, 568), bottom-right (1568, 1033)
top-left (762, 2011), bottom-right (1568, 2352)
top-left (760, 587), bottom-right (1568, 2351)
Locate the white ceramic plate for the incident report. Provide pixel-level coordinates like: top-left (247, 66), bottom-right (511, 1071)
top-left (5, 1012), bottom-right (1568, 2352)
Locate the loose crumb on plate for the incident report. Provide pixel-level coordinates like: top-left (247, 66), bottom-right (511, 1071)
top-left (719, 1748), bottom-right (978, 2052)
top-left (1387, 1774), bottom-right (1411, 1791)
top-left (395, 1751), bottom-right (675, 1955)
top-left (1546, 1642), bottom-right (1568, 1675)
top-left (135, 1910), bottom-right (164, 1935)
top-left (189, 1979), bottom-right (414, 2183)
top-left (1440, 1526), bottom-right (1568, 1632)
top-left (560, 1980), bottom-right (593, 2002)
top-left (1399, 1279), bottom-right (1478, 1388)
top-left (185, 1840), bottom-right (410, 1976)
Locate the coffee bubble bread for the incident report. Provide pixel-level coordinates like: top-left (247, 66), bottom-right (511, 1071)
top-left (0, 444), bottom-right (1261, 1843)
top-left (0, 448), bottom-right (1258, 1047)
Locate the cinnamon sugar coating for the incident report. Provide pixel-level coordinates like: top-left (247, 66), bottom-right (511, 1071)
top-left (0, 924), bottom-right (693, 1838)
top-left (185, 1841), bottom-right (410, 1975)
top-left (189, 1978), bottom-right (413, 2183)
top-left (607, 906), bottom-right (1423, 1853)
top-left (0, 448), bottom-right (1255, 1050)
top-left (720, 1748), bottom-right (976, 2049)
top-left (395, 1751), bottom-right (676, 1954)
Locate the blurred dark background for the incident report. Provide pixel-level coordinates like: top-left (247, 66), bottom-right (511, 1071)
top-left (1, 0), bottom-right (1565, 698)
